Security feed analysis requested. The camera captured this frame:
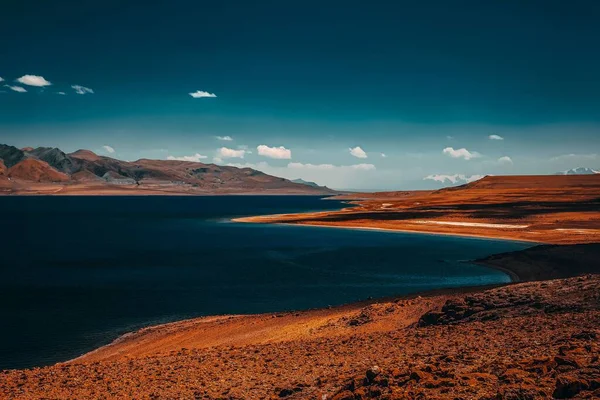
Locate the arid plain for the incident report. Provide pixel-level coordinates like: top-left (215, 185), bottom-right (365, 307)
top-left (2, 174), bottom-right (600, 399)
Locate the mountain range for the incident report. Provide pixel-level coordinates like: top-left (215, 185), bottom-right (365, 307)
top-left (556, 167), bottom-right (599, 175)
top-left (423, 174), bottom-right (485, 187)
top-left (0, 144), bottom-right (335, 195)
top-left (424, 168), bottom-right (599, 189)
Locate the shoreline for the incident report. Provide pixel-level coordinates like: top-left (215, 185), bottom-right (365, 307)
top-left (66, 282), bottom-right (512, 366)
top-left (231, 216), bottom-right (538, 283)
top-left (60, 221), bottom-right (538, 367)
top-left (233, 217), bottom-right (540, 245)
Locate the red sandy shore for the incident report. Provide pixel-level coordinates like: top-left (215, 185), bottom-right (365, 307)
top-left (1, 175), bottom-right (600, 399)
top-left (1, 273), bottom-right (599, 399)
top-left (236, 175), bottom-right (600, 244)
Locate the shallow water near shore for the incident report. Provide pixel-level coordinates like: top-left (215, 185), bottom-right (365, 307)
top-left (1, 196), bottom-right (530, 370)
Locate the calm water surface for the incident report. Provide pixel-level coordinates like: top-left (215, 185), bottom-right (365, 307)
top-left (1, 196), bottom-right (531, 369)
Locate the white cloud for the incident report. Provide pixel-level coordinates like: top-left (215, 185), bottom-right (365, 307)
top-left (216, 136), bottom-right (233, 141)
top-left (189, 90), bottom-right (216, 98)
top-left (424, 174), bottom-right (485, 184)
top-left (57, 91), bottom-right (66, 95)
top-left (226, 161), bottom-right (270, 170)
top-left (288, 162), bottom-right (334, 170)
top-left (380, 153), bottom-right (387, 158)
top-left (213, 157), bottom-right (223, 164)
top-left (167, 153), bottom-right (208, 162)
top-left (288, 162), bottom-right (375, 171)
top-left (217, 161), bottom-right (376, 189)
top-left (218, 147), bottom-right (245, 159)
top-left (489, 134), bottom-right (504, 140)
top-left (351, 163), bottom-right (376, 171)
top-left (498, 156), bottom-right (513, 164)
top-left (349, 146), bottom-right (367, 158)
top-left (17, 75), bottom-right (51, 87)
top-left (103, 145), bottom-right (115, 154)
top-left (257, 145), bottom-right (292, 159)
top-left (0, 77), bottom-right (4, 82)
top-left (446, 135), bottom-right (454, 140)
top-left (550, 153), bottom-right (598, 161)
top-left (442, 147), bottom-right (481, 160)
top-left (5, 85), bottom-right (27, 93)
top-left (72, 85), bottom-right (94, 95)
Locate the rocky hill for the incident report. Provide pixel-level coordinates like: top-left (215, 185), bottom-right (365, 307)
top-left (0, 144), bottom-right (337, 194)
top-left (557, 167), bottom-right (599, 175)
top-left (7, 158), bottom-right (70, 182)
top-left (1, 272), bottom-right (598, 399)
top-left (0, 144), bottom-right (26, 168)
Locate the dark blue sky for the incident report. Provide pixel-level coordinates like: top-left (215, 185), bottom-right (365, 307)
top-left (1, 0), bottom-right (599, 188)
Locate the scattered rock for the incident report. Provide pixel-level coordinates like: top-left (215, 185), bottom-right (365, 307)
top-left (553, 374), bottom-right (589, 398)
top-left (366, 366), bottom-right (381, 382)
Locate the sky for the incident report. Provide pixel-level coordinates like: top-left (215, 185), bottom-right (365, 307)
top-left (1, 0), bottom-right (599, 190)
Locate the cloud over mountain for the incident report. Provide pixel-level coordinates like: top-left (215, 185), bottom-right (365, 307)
top-left (218, 147), bottom-right (245, 159)
top-left (424, 174), bottom-right (485, 185)
top-left (443, 147), bottom-right (481, 160)
top-left (288, 162), bottom-right (375, 171)
top-left (257, 145), bottom-right (292, 159)
top-left (167, 153), bottom-right (208, 162)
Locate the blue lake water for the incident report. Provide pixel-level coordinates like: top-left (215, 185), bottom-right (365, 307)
top-left (1, 196), bottom-right (531, 369)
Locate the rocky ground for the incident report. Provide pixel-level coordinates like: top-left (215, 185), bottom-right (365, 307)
top-left (237, 175), bottom-right (600, 244)
top-left (2, 275), bottom-right (599, 399)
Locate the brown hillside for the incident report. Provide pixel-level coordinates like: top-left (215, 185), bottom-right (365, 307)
top-left (71, 170), bottom-right (103, 182)
top-left (239, 174), bottom-right (600, 244)
top-left (69, 149), bottom-right (100, 161)
top-left (2, 273), bottom-right (599, 399)
top-left (8, 159), bottom-right (70, 182)
top-left (0, 143), bottom-right (337, 195)
top-left (451, 174), bottom-right (600, 190)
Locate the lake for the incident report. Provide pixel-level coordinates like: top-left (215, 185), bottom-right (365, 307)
top-left (0, 195), bottom-right (530, 369)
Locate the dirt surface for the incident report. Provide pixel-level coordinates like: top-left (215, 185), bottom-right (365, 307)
top-left (2, 174), bottom-right (600, 399)
top-left (1, 273), bottom-right (599, 399)
top-left (237, 175), bottom-right (600, 244)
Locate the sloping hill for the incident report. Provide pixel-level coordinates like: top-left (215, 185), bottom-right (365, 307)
top-left (71, 170), bottom-right (104, 182)
top-left (0, 144), bottom-right (26, 168)
top-left (26, 147), bottom-right (80, 174)
top-left (453, 174), bottom-right (600, 190)
top-left (0, 143), bottom-right (336, 194)
top-left (557, 167), bottom-right (599, 175)
top-left (8, 159), bottom-right (70, 182)
top-left (69, 149), bottom-right (101, 162)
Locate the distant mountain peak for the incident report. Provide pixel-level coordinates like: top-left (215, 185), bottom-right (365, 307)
top-left (291, 178), bottom-right (322, 188)
top-left (69, 149), bottom-right (100, 161)
top-left (0, 142), bottom-right (337, 194)
top-left (556, 167), bottom-right (599, 175)
top-left (424, 174), bottom-right (485, 187)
